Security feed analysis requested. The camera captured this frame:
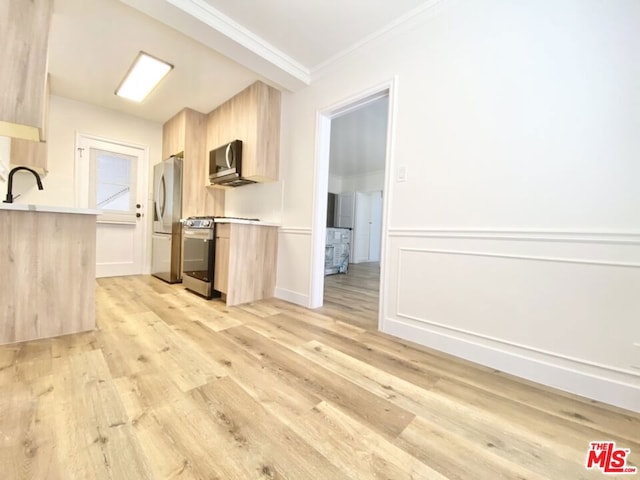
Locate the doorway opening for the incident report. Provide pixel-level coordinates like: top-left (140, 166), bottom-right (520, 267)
top-left (309, 79), bottom-right (396, 331)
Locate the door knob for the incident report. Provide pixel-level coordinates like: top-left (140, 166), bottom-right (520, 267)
top-left (136, 203), bottom-right (142, 208)
top-left (136, 213), bottom-right (142, 218)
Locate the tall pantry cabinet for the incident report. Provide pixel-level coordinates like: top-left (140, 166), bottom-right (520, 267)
top-left (162, 108), bottom-right (224, 217)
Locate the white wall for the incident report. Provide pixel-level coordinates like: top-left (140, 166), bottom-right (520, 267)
top-left (329, 171), bottom-right (384, 194)
top-left (328, 174), bottom-right (342, 193)
top-left (340, 170), bottom-right (384, 193)
top-left (1, 95), bottom-right (162, 205)
top-left (0, 95), bottom-right (163, 267)
top-left (224, 180), bottom-right (283, 223)
top-left (276, 0), bottom-right (640, 411)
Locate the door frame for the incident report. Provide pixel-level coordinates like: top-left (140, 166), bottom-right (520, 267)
top-left (308, 77), bottom-right (397, 331)
top-left (74, 132), bottom-right (150, 275)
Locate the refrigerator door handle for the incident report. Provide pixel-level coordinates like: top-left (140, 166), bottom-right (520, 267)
top-left (160, 175), bottom-right (167, 218)
top-left (153, 173), bottom-right (166, 228)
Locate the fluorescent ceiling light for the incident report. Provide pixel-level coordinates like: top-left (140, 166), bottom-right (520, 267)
top-left (115, 52), bottom-right (173, 102)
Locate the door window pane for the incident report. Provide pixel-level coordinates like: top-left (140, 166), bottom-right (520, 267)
top-left (96, 153), bottom-right (132, 211)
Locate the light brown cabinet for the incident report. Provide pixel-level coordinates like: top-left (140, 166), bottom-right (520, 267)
top-left (10, 138), bottom-right (47, 172)
top-left (0, 208), bottom-right (97, 345)
top-left (213, 224), bottom-right (230, 294)
top-left (0, 0), bottom-right (52, 142)
top-left (206, 81), bottom-right (281, 184)
top-left (214, 222), bottom-right (277, 306)
top-left (9, 77), bottom-right (50, 172)
top-left (162, 108), bottom-right (224, 217)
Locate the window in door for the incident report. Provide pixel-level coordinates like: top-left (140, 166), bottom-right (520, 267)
top-left (89, 148), bottom-right (138, 223)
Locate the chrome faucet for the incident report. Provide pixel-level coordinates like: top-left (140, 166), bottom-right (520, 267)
top-left (3, 166), bottom-right (44, 203)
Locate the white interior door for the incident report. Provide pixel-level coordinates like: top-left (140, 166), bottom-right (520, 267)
top-left (369, 190), bottom-right (383, 262)
top-left (76, 134), bottom-right (148, 278)
top-left (353, 191), bottom-right (371, 263)
top-left (336, 192), bottom-right (355, 228)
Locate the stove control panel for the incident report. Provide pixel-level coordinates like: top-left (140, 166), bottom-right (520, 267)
top-left (184, 218), bottom-right (213, 229)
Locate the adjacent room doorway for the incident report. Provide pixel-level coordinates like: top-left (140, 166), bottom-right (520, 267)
top-left (75, 134), bottom-right (149, 277)
top-left (309, 79), bottom-right (396, 331)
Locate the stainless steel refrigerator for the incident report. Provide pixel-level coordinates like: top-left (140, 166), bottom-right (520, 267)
top-left (151, 156), bottom-right (183, 283)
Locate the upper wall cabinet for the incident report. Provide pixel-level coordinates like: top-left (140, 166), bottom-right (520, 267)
top-left (162, 109), bottom-right (188, 160)
top-left (0, 0), bottom-right (53, 142)
top-left (163, 108), bottom-right (224, 217)
top-left (10, 137), bottom-right (48, 173)
top-left (207, 81), bottom-right (281, 183)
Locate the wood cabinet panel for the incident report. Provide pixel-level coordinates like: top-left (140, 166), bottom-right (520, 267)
top-left (214, 236), bottom-right (230, 294)
top-left (0, 0), bottom-right (52, 141)
top-left (214, 223), bottom-right (277, 306)
top-left (10, 138), bottom-right (47, 172)
top-left (162, 110), bottom-right (186, 159)
top-left (162, 108), bottom-right (224, 217)
top-left (181, 109), bottom-right (206, 218)
top-left (251, 81), bottom-right (281, 181)
top-left (216, 223), bottom-right (230, 238)
top-left (206, 81), bottom-right (280, 184)
top-left (0, 210), bottom-right (96, 345)
top-left (9, 76), bottom-right (50, 172)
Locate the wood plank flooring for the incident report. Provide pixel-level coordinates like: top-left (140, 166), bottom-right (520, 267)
top-left (0, 272), bottom-right (638, 479)
top-left (321, 262), bottom-right (380, 330)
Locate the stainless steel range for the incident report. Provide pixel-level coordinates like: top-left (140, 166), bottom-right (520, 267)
top-left (182, 216), bottom-right (259, 299)
top-left (182, 217), bottom-right (218, 299)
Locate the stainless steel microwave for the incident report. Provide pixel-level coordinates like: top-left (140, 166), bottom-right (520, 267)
top-left (209, 139), bottom-right (251, 186)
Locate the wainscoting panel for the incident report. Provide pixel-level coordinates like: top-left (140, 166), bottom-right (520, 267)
top-left (275, 227), bottom-right (312, 307)
top-left (382, 229), bottom-right (640, 412)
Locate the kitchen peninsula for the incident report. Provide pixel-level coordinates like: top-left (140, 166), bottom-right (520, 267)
top-left (0, 204), bottom-right (99, 345)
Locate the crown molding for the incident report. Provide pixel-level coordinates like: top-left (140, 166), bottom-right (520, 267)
top-left (165, 0), bottom-right (310, 85)
top-left (311, 0), bottom-right (446, 79)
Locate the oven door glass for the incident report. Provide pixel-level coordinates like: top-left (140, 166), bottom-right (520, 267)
top-left (183, 230), bottom-right (213, 282)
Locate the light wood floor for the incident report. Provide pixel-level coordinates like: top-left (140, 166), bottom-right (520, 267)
top-left (1, 274), bottom-right (638, 479)
top-left (322, 262), bottom-right (380, 330)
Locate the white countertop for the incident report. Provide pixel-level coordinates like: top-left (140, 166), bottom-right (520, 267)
top-left (0, 203), bottom-right (101, 215)
top-left (213, 218), bottom-right (280, 227)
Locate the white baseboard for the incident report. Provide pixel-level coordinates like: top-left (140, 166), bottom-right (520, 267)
top-left (274, 287), bottom-right (310, 308)
top-left (383, 317), bottom-right (640, 413)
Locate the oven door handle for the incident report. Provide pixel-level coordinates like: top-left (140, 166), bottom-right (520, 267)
top-left (183, 229), bottom-right (214, 240)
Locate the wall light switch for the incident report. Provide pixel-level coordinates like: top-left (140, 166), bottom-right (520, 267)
top-left (397, 165), bottom-right (407, 182)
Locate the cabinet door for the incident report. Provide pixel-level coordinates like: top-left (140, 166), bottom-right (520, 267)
top-left (10, 138), bottom-right (47, 172)
top-left (162, 110), bottom-right (186, 159)
top-left (0, 0), bottom-right (52, 141)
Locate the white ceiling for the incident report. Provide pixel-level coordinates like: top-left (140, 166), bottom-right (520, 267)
top-left (49, 0), bottom-right (262, 123)
top-left (329, 96), bottom-right (389, 177)
top-left (200, 0), bottom-right (430, 68)
top-left (48, 0), bottom-right (431, 124)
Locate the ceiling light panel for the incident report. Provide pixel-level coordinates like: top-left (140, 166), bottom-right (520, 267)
top-left (115, 52), bottom-right (173, 102)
